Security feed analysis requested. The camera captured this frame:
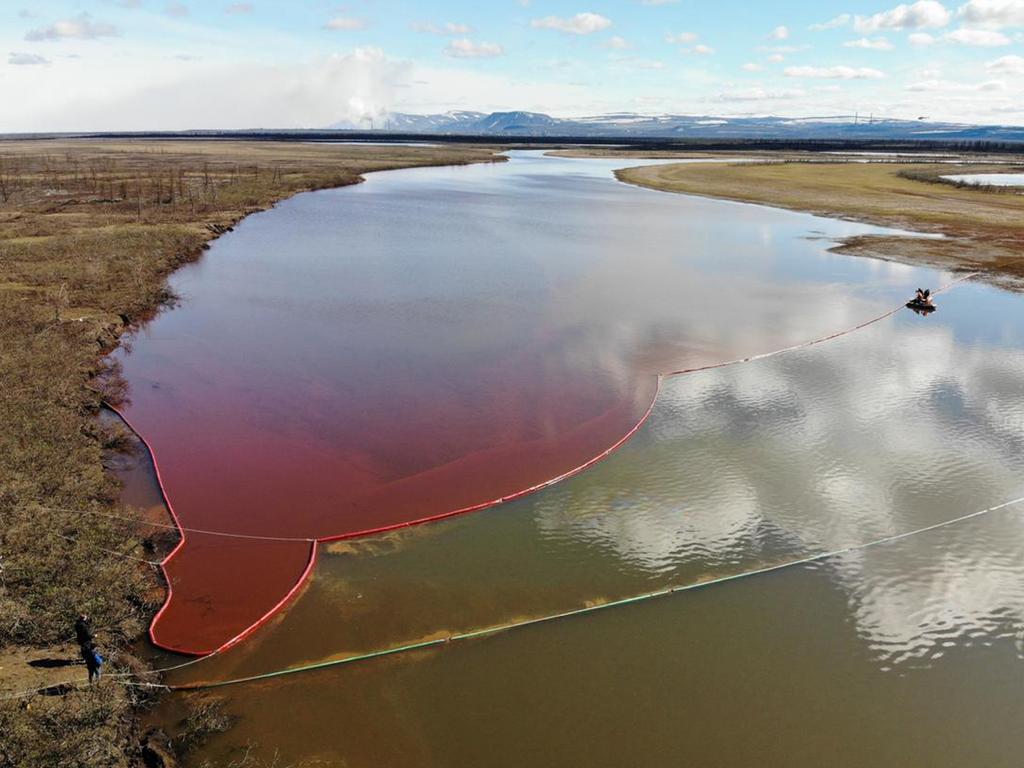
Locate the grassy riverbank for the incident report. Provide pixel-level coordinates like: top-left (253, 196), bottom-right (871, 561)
top-left (615, 159), bottom-right (1024, 284)
top-left (0, 140), bottom-right (501, 767)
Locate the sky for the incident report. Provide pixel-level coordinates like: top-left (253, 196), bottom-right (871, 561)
top-left (2, 0), bottom-right (1023, 131)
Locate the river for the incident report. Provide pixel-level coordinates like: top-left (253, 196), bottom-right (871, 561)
top-left (116, 151), bottom-right (1024, 766)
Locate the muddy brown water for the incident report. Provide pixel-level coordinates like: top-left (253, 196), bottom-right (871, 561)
top-left (112, 152), bottom-right (1024, 766)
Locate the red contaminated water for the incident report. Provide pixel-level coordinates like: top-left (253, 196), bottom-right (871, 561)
top-left (116, 154), bottom-right (909, 655)
top-left (123, 367), bottom-right (657, 654)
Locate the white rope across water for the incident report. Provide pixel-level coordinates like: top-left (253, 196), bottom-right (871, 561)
top-left (50, 531), bottom-right (163, 567)
top-left (37, 504), bottom-right (315, 543)
top-left (47, 272), bottom-right (979, 549)
top-left (0, 630), bottom-right (230, 701)
top-left (0, 652), bottom-right (216, 702)
top-left (4, 271), bottom-right (989, 698)
top-left (662, 272), bottom-right (976, 377)
top-left (8, 491), bottom-right (1022, 699)
top-left (165, 492), bottom-right (1024, 691)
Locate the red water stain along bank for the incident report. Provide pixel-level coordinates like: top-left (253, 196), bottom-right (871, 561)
top-left (115, 155), bottom-right (926, 656)
top-left (114, 373), bottom-right (660, 656)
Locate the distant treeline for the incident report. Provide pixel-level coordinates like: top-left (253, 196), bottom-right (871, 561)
top-left (4, 131), bottom-right (1020, 155)
top-left (2, 131), bottom-right (1023, 155)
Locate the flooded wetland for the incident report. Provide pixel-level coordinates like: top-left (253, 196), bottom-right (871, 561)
top-left (117, 153), bottom-right (1024, 766)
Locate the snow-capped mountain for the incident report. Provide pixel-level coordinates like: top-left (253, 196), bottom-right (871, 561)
top-left (326, 110), bottom-right (1024, 141)
top-left (326, 110), bottom-right (486, 131)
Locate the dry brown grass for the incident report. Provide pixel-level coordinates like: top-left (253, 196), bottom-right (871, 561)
top-left (616, 159), bottom-right (1024, 281)
top-left (0, 139), bottom-right (501, 768)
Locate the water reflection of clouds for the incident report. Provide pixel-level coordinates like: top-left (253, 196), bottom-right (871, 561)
top-left (391, 154), bottom-right (1024, 665)
top-left (834, 526), bottom-right (1024, 668)
top-left (537, 473), bottom-right (763, 574)
top-left (537, 303), bottom-right (1024, 666)
top-left (548, 247), bottom-right (920, 379)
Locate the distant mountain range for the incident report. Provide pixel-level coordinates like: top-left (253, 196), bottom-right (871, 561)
top-left (326, 110), bottom-right (1024, 142)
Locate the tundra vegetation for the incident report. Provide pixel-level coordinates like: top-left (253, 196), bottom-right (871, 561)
top-left (0, 139), bottom-right (501, 767)
top-left (615, 158), bottom-right (1024, 284)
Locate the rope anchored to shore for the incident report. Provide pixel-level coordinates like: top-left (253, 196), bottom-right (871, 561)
top-left (36, 504), bottom-right (315, 543)
top-left (661, 271), bottom-right (976, 377)
top-left (7, 488), bottom-right (1020, 700)
top-left (169, 492), bottom-right (1024, 690)
top-left (7, 270), bottom-right (981, 686)
top-left (51, 271), bottom-right (980, 556)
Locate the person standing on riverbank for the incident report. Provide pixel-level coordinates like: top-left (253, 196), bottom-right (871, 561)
top-left (74, 614), bottom-right (94, 648)
top-left (74, 614), bottom-right (103, 683)
top-left (81, 642), bottom-right (104, 684)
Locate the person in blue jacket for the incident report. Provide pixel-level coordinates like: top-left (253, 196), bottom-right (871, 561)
top-left (81, 641), bottom-right (104, 683)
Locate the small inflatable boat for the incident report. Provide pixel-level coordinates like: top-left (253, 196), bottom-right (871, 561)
top-left (907, 288), bottom-right (936, 314)
top-left (906, 298), bottom-right (936, 313)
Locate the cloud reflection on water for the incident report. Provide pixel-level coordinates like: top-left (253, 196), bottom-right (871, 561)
top-left (537, 298), bottom-right (1024, 667)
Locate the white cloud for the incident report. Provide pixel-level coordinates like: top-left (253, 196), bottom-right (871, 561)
top-left (165, 1), bottom-right (188, 18)
top-left (742, 62), bottom-right (764, 71)
top-left (957, 0), bottom-right (1024, 29)
top-left (810, 13), bottom-right (851, 30)
top-left (909, 31), bottom-right (938, 43)
top-left (444, 38), bottom-right (504, 58)
top-left (665, 31), bottom-right (698, 44)
top-left (907, 78), bottom-right (956, 90)
top-left (944, 27), bottom-right (1011, 43)
top-left (8, 52), bottom-right (50, 65)
top-left (24, 13), bottom-right (120, 41)
top-left (665, 32), bottom-right (713, 54)
top-left (769, 25), bottom-right (790, 39)
top-left (844, 36), bottom-right (896, 48)
top-left (906, 77), bottom-right (1006, 89)
top-left (19, 47), bottom-right (409, 132)
top-left (716, 87), bottom-right (804, 101)
top-left (767, 53), bottom-right (785, 62)
top-left (530, 13), bottom-right (612, 35)
top-left (325, 16), bottom-right (366, 31)
top-left (605, 35), bottom-right (630, 49)
top-left (785, 65), bottom-right (886, 78)
top-left (411, 21), bottom-right (472, 35)
top-left (224, 2), bottom-right (253, 13)
top-left (610, 56), bottom-right (666, 69)
top-left (6, 1), bottom-right (1021, 131)
top-left (986, 53), bottom-right (1024, 72)
top-left (854, 1), bottom-right (951, 33)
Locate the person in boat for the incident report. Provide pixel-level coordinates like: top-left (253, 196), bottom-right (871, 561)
top-left (912, 288), bottom-right (933, 307)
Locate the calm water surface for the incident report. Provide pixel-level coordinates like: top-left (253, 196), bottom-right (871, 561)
top-left (119, 151), bottom-right (923, 653)
top-left (941, 173), bottom-right (1024, 187)
top-left (119, 153), bottom-right (1024, 766)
